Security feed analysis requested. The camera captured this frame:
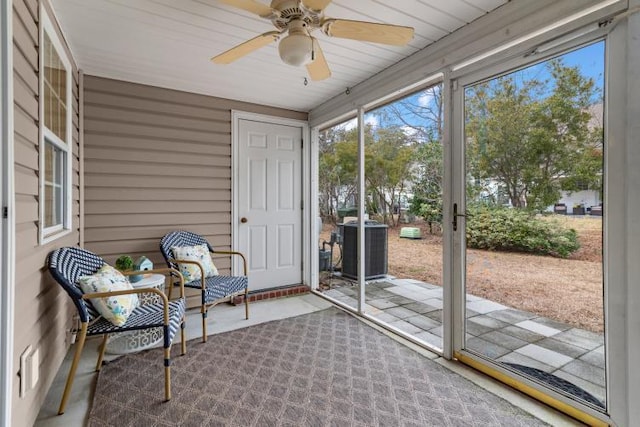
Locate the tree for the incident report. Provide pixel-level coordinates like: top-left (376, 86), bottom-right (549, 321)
top-left (318, 125), bottom-right (358, 222)
top-left (465, 59), bottom-right (602, 211)
top-left (318, 123), bottom-right (416, 226)
top-left (373, 84), bottom-right (445, 232)
top-left (365, 126), bottom-right (416, 226)
top-left (375, 85), bottom-right (444, 143)
top-left (410, 140), bottom-right (443, 233)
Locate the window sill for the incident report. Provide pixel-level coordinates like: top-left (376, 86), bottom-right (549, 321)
top-left (41, 228), bottom-right (72, 246)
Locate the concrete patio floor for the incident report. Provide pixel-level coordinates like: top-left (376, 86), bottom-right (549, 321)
top-left (321, 278), bottom-right (606, 409)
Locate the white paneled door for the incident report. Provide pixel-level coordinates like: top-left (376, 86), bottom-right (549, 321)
top-left (238, 119), bottom-right (302, 290)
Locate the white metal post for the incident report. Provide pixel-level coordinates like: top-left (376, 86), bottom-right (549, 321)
top-left (357, 107), bottom-right (366, 313)
top-left (310, 126), bottom-right (320, 289)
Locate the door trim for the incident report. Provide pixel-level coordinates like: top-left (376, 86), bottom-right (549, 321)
top-left (231, 111), bottom-right (310, 285)
top-left (1, 0), bottom-right (15, 424)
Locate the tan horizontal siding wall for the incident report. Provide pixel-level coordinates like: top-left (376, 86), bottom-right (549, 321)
top-left (83, 76), bottom-right (307, 307)
top-left (12, 1), bottom-right (80, 425)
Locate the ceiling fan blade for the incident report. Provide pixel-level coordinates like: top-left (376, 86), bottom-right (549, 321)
top-left (219, 0), bottom-right (273, 17)
top-left (301, 0), bottom-right (332, 12)
top-left (306, 38), bottom-right (331, 81)
top-left (211, 31), bottom-right (280, 64)
top-left (323, 19), bottom-right (414, 46)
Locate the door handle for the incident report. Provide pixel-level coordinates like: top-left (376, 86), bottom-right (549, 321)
top-left (240, 217), bottom-right (248, 223)
top-left (452, 203), bottom-right (465, 231)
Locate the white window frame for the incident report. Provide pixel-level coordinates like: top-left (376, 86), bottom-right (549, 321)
top-left (39, 4), bottom-right (73, 244)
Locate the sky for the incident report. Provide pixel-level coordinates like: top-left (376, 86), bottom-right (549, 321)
top-left (507, 40), bottom-right (605, 102)
top-left (560, 40), bottom-right (605, 89)
top-left (327, 40), bottom-right (605, 134)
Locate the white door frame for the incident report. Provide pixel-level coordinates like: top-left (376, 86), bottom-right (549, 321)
top-left (1, 0), bottom-right (15, 424)
top-left (231, 111), bottom-right (310, 286)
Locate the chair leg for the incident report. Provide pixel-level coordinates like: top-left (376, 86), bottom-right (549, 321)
top-left (58, 322), bottom-right (88, 415)
top-left (245, 288), bottom-right (249, 320)
top-left (180, 318), bottom-right (186, 356)
top-left (95, 334), bottom-right (108, 372)
top-left (167, 278), bottom-right (174, 301)
top-left (164, 345), bottom-right (171, 401)
top-left (201, 307), bottom-right (207, 343)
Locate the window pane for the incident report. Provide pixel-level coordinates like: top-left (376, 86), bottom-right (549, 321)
top-left (44, 140), bottom-right (64, 229)
top-left (43, 31), bottom-right (67, 142)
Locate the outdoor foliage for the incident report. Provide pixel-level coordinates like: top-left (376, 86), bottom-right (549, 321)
top-left (365, 126), bottom-right (416, 226)
top-left (318, 126), bottom-right (357, 220)
top-left (466, 205), bottom-right (580, 258)
top-left (409, 140), bottom-right (443, 233)
top-left (375, 84), bottom-right (445, 231)
top-left (465, 59), bottom-right (603, 211)
top-left (318, 124), bottom-right (416, 226)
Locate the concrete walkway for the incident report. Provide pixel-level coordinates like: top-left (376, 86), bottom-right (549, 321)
top-left (321, 278), bottom-right (606, 408)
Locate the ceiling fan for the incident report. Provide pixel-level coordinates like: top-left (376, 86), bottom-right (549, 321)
top-left (212, 0), bottom-right (414, 81)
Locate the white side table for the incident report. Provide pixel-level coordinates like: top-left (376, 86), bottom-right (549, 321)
top-left (106, 274), bottom-right (165, 355)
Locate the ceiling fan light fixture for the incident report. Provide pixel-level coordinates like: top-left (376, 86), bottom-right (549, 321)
top-left (278, 32), bottom-right (313, 67)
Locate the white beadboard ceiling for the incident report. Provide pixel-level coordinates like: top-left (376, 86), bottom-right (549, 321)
top-left (51, 0), bottom-right (507, 112)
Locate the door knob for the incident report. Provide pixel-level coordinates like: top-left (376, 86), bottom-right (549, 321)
top-left (240, 217), bottom-right (248, 223)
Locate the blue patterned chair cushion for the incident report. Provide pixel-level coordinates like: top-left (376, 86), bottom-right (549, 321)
top-left (87, 299), bottom-right (186, 345)
top-left (183, 275), bottom-right (248, 304)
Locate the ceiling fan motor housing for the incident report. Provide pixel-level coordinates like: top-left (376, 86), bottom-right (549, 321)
top-left (270, 0), bottom-right (321, 30)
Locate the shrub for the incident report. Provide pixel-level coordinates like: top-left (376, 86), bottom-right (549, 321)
top-left (466, 205), bottom-right (580, 258)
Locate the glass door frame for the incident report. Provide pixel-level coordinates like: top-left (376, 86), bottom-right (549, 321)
top-left (449, 31), bottom-right (611, 426)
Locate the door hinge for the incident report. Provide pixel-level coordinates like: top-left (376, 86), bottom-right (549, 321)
top-left (300, 200), bottom-right (304, 210)
top-left (2, 206), bottom-right (7, 219)
top-left (301, 139), bottom-right (303, 149)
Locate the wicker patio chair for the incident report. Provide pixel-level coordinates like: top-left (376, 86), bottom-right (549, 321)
top-left (160, 231), bottom-right (249, 342)
top-left (47, 247), bottom-right (187, 415)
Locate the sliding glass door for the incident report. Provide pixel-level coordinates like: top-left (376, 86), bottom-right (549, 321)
top-left (457, 41), bottom-right (607, 413)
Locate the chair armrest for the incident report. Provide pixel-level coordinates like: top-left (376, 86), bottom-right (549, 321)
top-left (82, 268), bottom-right (185, 326)
top-left (211, 250), bottom-right (248, 276)
top-left (82, 286), bottom-right (167, 303)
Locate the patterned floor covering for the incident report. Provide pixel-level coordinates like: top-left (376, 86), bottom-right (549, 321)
top-left (89, 308), bottom-right (549, 426)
